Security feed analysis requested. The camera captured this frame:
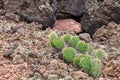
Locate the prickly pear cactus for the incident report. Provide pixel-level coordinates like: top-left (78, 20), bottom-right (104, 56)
top-left (52, 38), bottom-right (64, 49)
top-left (79, 55), bottom-right (91, 71)
top-left (47, 32), bottom-right (106, 78)
top-left (90, 58), bottom-right (102, 77)
top-left (86, 45), bottom-right (93, 54)
top-left (76, 41), bottom-right (88, 53)
top-left (94, 49), bottom-right (104, 60)
top-left (73, 54), bottom-right (84, 67)
top-left (63, 34), bottom-right (71, 42)
top-left (69, 36), bottom-right (79, 48)
top-left (49, 32), bottom-right (58, 44)
top-left (62, 47), bottom-right (75, 62)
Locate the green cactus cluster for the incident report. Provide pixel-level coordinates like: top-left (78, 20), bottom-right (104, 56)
top-left (48, 32), bottom-right (105, 77)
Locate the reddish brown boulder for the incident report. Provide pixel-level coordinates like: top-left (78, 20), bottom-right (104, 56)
top-left (53, 19), bottom-right (82, 33)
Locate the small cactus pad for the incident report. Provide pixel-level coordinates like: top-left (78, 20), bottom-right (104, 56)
top-left (62, 47), bottom-right (75, 62)
top-left (73, 54), bottom-right (84, 67)
top-left (86, 45), bottom-right (93, 54)
top-left (79, 55), bottom-right (91, 71)
top-left (50, 32), bottom-right (58, 43)
top-left (52, 38), bottom-right (64, 49)
top-left (69, 36), bottom-right (79, 47)
top-left (90, 58), bottom-right (102, 77)
top-left (63, 34), bottom-right (71, 42)
top-left (94, 49), bottom-right (104, 60)
top-left (76, 41), bottom-right (88, 53)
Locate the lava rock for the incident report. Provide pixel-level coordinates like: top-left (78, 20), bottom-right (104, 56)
top-left (81, 0), bottom-right (120, 36)
top-left (5, 13), bottom-right (20, 22)
top-left (3, 49), bottom-right (14, 58)
top-left (70, 71), bottom-right (91, 80)
top-left (1, 0), bottom-right (56, 28)
top-left (65, 76), bottom-right (73, 80)
top-left (16, 27), bottom-right (26, 34)
top-left (53, 19), bottom-right (82, 33)
top-left (79, 33), bottom-right (92, 42)
top-left (0, 0), bottom-right (86, 29)
top-left (48, 75), bottom-right (58, 80)
top-left (56, 0), bottom-right (85, 19)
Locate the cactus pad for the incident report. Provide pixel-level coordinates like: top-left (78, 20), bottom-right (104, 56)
top-left (69, 36), bottom-right (79, 47)
top-left (90, 58), bottom-right (102, 77)
top-left (62, 47), bottom-right (75, 62)
top-left (52, 38), bottom-right (64, 49)
top-left (63, 34), bottom-right (71, 42)
top-left (94, 49), bottom-right (104, 60)
top-left (73, 54), bottom-right (84, 67)
top-left (79, 55), bottom-right (91, 71)
top-left (76, 41), bottom-right (88, 53)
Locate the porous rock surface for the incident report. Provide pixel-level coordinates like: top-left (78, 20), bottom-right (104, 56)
top-left (0, 0), bottom-right (56, 28)
top-left (0, 0), bottom-right (85, 29)
top-left (0, 18), bottom-right (120, 80)
top-left (81, 0), bottom-right (120, 35)
top-left (56, 0), bottom-right (85, 19)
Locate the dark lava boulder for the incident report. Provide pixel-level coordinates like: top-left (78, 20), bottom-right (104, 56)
top-left (81, 0), bottom-right (120, 36)
top-left (0, 0), bottom-right (56, 29)
top-left (0, 0), bottom-right (85, 29)
top-left (56, 0), bottom-right (85, 19)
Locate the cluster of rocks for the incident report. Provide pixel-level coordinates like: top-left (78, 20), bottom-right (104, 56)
top-left (0, 0), bottom-right (85, 29)
top-left (93, 22), bottom-right (120, 48)
top-left (0, 0), bottom-right (120, 35)
top-left (81, 0), bottom-right (120, 35)
top-left (0, 16), bottom-right (120, 80)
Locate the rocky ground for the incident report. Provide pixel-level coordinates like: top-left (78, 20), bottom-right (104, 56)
top-left (0, 15), bottom-right (120, 80)
top-left (0, 0), bottom-right (120, 80)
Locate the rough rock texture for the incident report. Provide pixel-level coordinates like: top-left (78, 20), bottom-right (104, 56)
top-left (56, 0), bottom-right (85, 19)
top-left (79, 33), bottom-right (92, 42)
top-left (81, 0), bottom-right (120, 35)
top-left (0, 0), bottom-right (85, 29)
top-left (53, 19), bottom-right (82, 33)
top-left (93, 22), bottom-right (120, 79)
top-left (93, 22), bottom-right (120, 48)
top-left (0, 18), bottom-right (120, 80)
top-left (0, 0), bottom-right (56, 29)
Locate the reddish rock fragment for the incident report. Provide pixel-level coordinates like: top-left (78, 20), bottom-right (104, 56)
top-left (53, 19), bottom-right (82, 33)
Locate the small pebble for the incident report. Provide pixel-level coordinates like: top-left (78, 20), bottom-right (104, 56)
top-left (12, 55), bottom-right (24, 64)
top-left (48, 75), bottom-right (58, 80)
top-left (65, 76), bottom-right (73, 80)
top-left (17, 77), bottom-right (27, 80)
top-left (59, 79), bottom-right (64, 80)
top-left (5, 13), bottom-right (20, 22)
top-left (79, 33), bottom-right (91, 42)
top-left (17, 27), bottom-right (26, 34)
top-left (17, 65), bottom-right (26, 71)
top-left (3, 49), bottom-right (14, 58)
